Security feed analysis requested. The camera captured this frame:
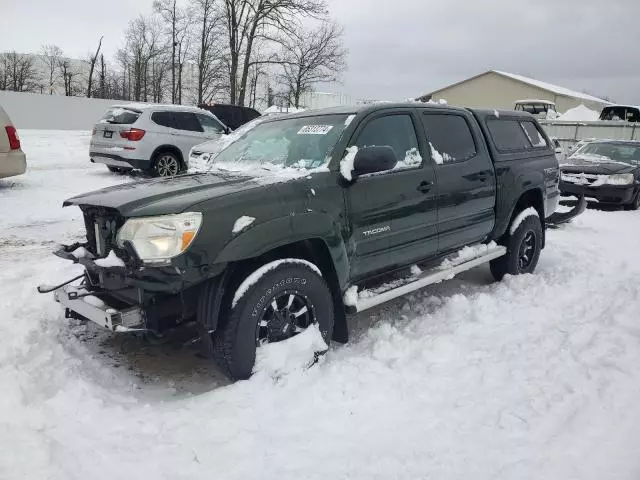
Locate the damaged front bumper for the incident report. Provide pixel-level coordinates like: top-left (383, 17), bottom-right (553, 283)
top-left (54, 285), bottom-right (146, 332)
top-left (40, 242), bottom-right (203, 334)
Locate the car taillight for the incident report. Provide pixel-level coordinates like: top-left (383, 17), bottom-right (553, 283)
top-left (120, 128), bottom-right (145, 141)
top-left (5, 126), bottom-right (20, 150)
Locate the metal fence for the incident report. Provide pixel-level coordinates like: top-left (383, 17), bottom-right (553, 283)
top-left (540, 120), bottom-right (640, 149)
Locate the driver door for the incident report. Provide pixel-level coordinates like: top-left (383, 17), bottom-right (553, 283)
top-left (344, 110), bottom-right (438, 281)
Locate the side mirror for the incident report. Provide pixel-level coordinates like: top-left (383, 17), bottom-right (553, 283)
top-left (350, 146), bottom-right (398, 179)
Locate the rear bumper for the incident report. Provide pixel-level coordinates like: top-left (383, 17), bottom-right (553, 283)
top-left (0, 150), bottom-right (26, 178)
top-left (560, 181), bottom-right (636, 205)
top-left (55, 285), bottom-right (146, 332)
top-left (90, 151), bottom-right (150, 170)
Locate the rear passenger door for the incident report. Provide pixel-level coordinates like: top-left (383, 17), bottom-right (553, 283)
top-left (344, 110), bottom-right (438, 280)
top-left (420, 111), bottom-right (496, 253)
top-left (170, 111), bottom-right (207, 160)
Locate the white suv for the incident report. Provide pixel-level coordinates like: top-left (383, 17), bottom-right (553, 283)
top-left (0, 104), bottom-right (26, 179)
top-left (90, 104), bottom-right (229, 176)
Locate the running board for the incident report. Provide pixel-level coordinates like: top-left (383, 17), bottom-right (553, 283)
top-left (352, 246), bottom-right (507, 313)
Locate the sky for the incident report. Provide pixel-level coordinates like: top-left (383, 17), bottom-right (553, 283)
top-left (2, 0), bottom-right (640, 104)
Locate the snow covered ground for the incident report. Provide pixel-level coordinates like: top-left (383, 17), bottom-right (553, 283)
top-left (2, 130), bottom-right (640, 480)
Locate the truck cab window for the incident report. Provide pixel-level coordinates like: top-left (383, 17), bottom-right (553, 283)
top-left (354, 114), bottom-right (421, 169)
top-left (421, 113), bottom-right (477, 163)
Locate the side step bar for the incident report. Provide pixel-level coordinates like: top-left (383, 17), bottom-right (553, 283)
top-left (352, 246), bottom-right (507, 313)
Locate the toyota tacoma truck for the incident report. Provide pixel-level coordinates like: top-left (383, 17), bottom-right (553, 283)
top-left (41, 103), bottom-right (563, 380)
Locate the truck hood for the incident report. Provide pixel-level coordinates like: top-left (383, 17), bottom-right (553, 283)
top-left (64, 172), bottom-right (263, 217)
top-left (561, 155), bottom-right (637, 175)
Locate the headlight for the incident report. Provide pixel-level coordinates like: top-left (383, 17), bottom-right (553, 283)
top-left (604, 173), bottom-right (634, 185)
top-left (116, 212), bottom-right (203, 264)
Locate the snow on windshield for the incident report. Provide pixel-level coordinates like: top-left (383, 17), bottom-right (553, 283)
top-left (202, 113), bottom-right (350, 175)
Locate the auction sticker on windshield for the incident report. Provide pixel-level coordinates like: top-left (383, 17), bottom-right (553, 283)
top-left (298, 125), bottom-right (334, 135)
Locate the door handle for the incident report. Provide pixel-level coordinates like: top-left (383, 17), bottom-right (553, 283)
top-left (417, 181), bottom-right (433, 193)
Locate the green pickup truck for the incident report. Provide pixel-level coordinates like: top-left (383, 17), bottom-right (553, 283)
top-left (42, 103), bottom-right (561, 380)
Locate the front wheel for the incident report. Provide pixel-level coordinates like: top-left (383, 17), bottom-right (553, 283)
top-left (213, 260), bottom-right (334, 380)
top-left (490, 213), bottom-right (543, 281)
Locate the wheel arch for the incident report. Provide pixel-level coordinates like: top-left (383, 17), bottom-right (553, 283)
top-left (209, 236), bottom-right (349, 344)
top-left (151, 144), bottom-right (185, 170)
top-left (495, 187), bottom-right (546, 246)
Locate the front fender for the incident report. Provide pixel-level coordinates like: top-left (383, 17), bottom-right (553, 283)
top-left (214, 212), bottom-right (350, 288)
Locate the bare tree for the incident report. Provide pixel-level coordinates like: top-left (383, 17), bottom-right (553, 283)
top-left (41, 45), bottom-right (63, 94)
top-left (278, 21), bottom-right (346, 108)
top-left (1, 52), bottom-right (40, 92)
top-left (191, 0), bottom-right (227, 104)
top-left (222, 0), bottom-right (328, 106)
top-left (121, 15), bottom-right (166, 102)
top-left (87, 36), bottom-right (103, 97)
top-left (0, 53), bottom-right (10, 90)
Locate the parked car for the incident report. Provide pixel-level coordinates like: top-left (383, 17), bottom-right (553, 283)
top-left (0, 104), bottom-right (26, 179)
top-left (90, 104), bottom-right (229, 177)
top-left (43, 103), bottom-right (560, 380)
top-left (559, 140), bottom-right (640, 210)
top-left (599, 105), bottom-right (640, 122)
top-left (197, 103), bottom-right (261, 131)
top-left (514, 99), bottom-right (558, 120)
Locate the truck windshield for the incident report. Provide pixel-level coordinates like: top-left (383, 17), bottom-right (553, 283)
top-left (212, 114), bottom-right (351, 170)
top-left (575, 142), bottom-right (640, 165)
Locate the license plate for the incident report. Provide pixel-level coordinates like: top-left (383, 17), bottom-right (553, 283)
top-left (103, 131), bottom-right (113, 138)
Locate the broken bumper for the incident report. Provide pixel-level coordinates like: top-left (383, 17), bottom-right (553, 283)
top-left (54, 285), bottom-right (146, 332)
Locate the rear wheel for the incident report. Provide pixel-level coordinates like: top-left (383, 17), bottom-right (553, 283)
top-left (152, 151), bottom-right (181, 177)
top-left (490, 213), bottom-right (543, 281)
top-left (212, 260), bottom-right (334, 380)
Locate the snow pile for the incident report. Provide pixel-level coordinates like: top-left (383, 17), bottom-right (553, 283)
top-left (94, 251), bottom-right (125, 268)
top-left (509, 207), bottom-right (539, 235)
top-left (232, 216), bottom-right (256, 234)
top-left (232, 259), bottom-right (322, 307)
top-left (430, 142), bottom-right (452, 164)
top-left (396, 147), bottom-right (422, 169)
top-left (253, 324), bottom-right (327, 379)
top-left (71, 246), bottom-right (91, 259)
top-left (263, 105), bottom-right (306, 114)
top-left (440, 241), bottom-right (499, 269)
top-left (340, 145), bottom-right (359, 181)
top-left (343, 285), bottom-right (359, 307)
top-left (557, 104), bottom-right (600, 122)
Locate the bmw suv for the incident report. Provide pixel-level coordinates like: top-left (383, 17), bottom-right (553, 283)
top-left (90, 104), bottom-right (229, 177)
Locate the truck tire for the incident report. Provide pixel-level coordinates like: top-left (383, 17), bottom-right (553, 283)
top-left (490, 214), bottom-right (543, 281)
top-left (213, 260), bottom-right (334, 380)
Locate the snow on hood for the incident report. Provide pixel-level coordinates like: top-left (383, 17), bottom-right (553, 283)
top-left (253, 324), bottom-right (328, 380)
top-left (557, 104), bottom-right (600, 122)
